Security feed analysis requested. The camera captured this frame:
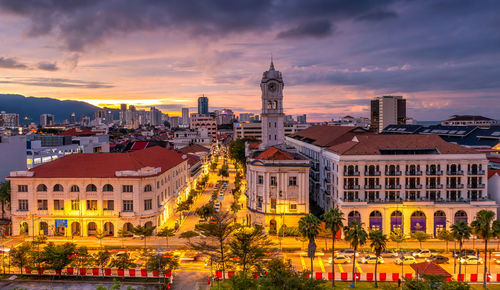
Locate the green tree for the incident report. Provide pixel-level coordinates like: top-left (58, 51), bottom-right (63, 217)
top-left (228, 272), bottom-right (259, 290)
top-left (403, 278), bottom-right (432, 290)
top-left (10, 242), bottom-right (32, 274)
top-left (176, 200), bottom-right (192, 213)
top-left (191, 210), bottom-right (239, 281)
top-left (131, 225), bottom-right (156, 248)
top-left (144, 253), bottom-right (179, 276)
top-left (451, 221), bottom-right (472, 280)
top-left (0, 181), bottom-right (10, 220)
top-left (40, 242), bottom-right (76, 275)
top-left (94, 250), bottom-right (112, 275)
top-left (95, 229), bottom-right (106, 248)
top-left (109, 253), bottom-right (137, 270)
top-left (321, 207), bottom-right (344, 288)
top-left (218, 164), bottom-right (229, 178)
top-left (117, 229), bottom-right (130, 248)
top-left (344, 220), bottom-right (368, 287)
top-left (441, 281), bottom-right (472, 290)
top-left (390, 229), bottom-right (406, 251)
top-left (196, 202), bottom-right (215, 221)
top-left (228, 225), bottom-right (274, 273)
top-left (228, 139), bottom-right (246, 168)
top-left (179, 230), bottom-right (199, 244)
top-left (411, 231), bottom-right (431, 248)
top-left (298, 214), bottom-right (321, 279)
top-left (369, 230), bottom-right (388, 288)
top-left (259, 258), bottom-right (325, 290)
top-left (230, 201), bottom-right (242, 215)
top-left (157, 227), bottom-right (176, 249)
top-left (470, 210), bottom-right (499, 289)
top-left (70, 246), bottom-right (92, 269)
top-left (437, 229), bottom-right (454, 252)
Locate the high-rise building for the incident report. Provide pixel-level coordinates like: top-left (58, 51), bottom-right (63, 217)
top-left (40, 114), bottom-right (55, 127)
top-left (181, 108), bottom-right (190, 127)
top-left (94, 108), bottom-right (114, 125)
top-left (370, 96), bottom-right (406, 133)
top-left (260, 60), bottom-right (284, 148)
top-left (170, 116), bottom-right (180, 128)
top-left (214, 109), bottom-right (235, 125)
top-left (297, 114), bottom-right (307, 124)
top-left (150, 107), bottom-right (163, 126)
top-left (0, 111), bottom-right (19, 127)
top-left (239, 113), bottom-right (253, 123)
top-left (120, 104), bottom-right (127, 125)
top-left (190, 113), bottom-right (217, 137)
top-left (198, 95), bottom-right (209, 115)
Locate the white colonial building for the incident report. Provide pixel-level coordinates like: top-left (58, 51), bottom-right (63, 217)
top-left (8, 146), bottom-right (189, 237)
top-left (245, 61), bottom-right (310, 232)
top-left (287, 126), bottom-right (497, 236)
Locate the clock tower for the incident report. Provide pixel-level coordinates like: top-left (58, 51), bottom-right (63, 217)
top-left (260, 60), bottom-right (285, 148)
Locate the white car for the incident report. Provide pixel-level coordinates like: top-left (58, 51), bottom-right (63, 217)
top-left (336, 249), bottom-right (359, 257)
top-left (328, 255), bottom-right (352, 264)
top-left (361, 255), bottom-right (384, 264)
top-left (413, 249), bottom-right (433, 258)
top-left (460, 256), bottom-right (483, 265)
top-left (395, 256), bottom-right (417, 265)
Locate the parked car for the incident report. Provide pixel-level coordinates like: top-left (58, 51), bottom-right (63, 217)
top-left (454, 249), bottom-right (476, 257)
top-left (413, 249), bottom-right (434, 258)
top-left (328, 254), bottom-right (352, 264)
top-left (336, 248), bottom-right (359, 257)
top-left (395, 256), bottom-right (417, 265)
top-left (380, 250), bottom-right (399, 258)
top-left (361, 255), bottom-right (384, 264)
top-left (460, 256), bottom-right (483, 265)
top-left (425, 255), bottom-right (449, 264)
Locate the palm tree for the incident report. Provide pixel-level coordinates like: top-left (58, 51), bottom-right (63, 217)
top-left (470, 210), bottom-right (500, 289)
top-left (344, 220), bottom-right (368, 287)
top-left (322, 207), bottom-right (344, 287)
top-left (451, 220), bottom-right (471, 281)
top-left (157, 227), bottom-right (176, 249)
top-left (369, 231), bottom-right (388, 288)
top-left (298, 214), bottom-right (321, 279)
top-left (131, 225), bottom-right (156, 248)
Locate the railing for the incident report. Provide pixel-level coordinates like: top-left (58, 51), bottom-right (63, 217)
top-left (426, 170), bottom-right (443, 175)
top-left (385, 171), bottom-right (402, 176)
top-left (343, 185), bottom-right (360, 190)
top-left (447, 170), bottom-right (464, 175)
top-left (467, 184), bottom-right (485, 189)
top-left (344, 171), bottom-right (360, 176)
top-left (364, 171), bottom-right (381, 176)
top-left (364, 184), bottom-right (382, 189)
top-left (405, 171), bottom-right (422, 176)
top-left (468, 170), bottom-right (485, 175)
top-left (426, 184), bottom-right (443, 189)
top-left (385, 184), bottom-right (402, 189)
top-left (446, 184), bottom-right (464, 189)
top-left (405, 184), bottom-right (423, 189)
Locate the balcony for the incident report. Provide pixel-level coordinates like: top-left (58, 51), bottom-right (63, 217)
top-left (365, 171), bottom-right (381, 176)
top-left (406, 171), bottom-right (422, 176)
top-left (426, 170), bottom-right (443, 176)
top-left (367, 198), bottom-right (403, 204)
top-left (344, 171), bottom-right (360, 176)
top-left (385, 184), bottom-right (402, 189)
top-left (405, 184), bottom-right (423, 189)
top-left (447, 170), bottom-right (464, 175)
top-left (426, 184), bottom-right (443, 189)
top-left (343, 185), bottom-right (360, 190)
top-left (364, 184), bottom-right (382, 190)
top-left (385, 171), bottom-right (402, 176)
top-left (446, 184), bottom-right (464, 189)
top-left (324, 166), bottom-right (331, 171)
top-left (467, 184), bottom-right (485, 189)
top-left (468, 170), bottom-right (485, 175)
top-left (324, 178), bottom-right (332, 185)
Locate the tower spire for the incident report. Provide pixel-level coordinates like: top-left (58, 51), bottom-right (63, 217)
top-left (270, 54), bottom-right (275, 70)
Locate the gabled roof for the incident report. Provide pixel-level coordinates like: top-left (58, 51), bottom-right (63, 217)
top-left (256, 147), bottom-right (295, 160)
top-left (248, 142), bottom-right (262, 149)
top-left (15, 146), bottom-right (186, 178)
top-left (446, 115), bottom-right (496, 122)
top-left (488, 169), bottom-right (500, 179)
top-left (411, 262), bottom-right (451, 277)
top-left (327, 134), bottom-right (479, 155)
top-left (289, 125), bottom-right (371, 147)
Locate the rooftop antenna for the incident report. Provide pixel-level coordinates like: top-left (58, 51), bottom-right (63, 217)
top-left (270, 53), bottom-right (275, 70)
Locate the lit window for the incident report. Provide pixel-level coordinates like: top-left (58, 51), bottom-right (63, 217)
top-left (289, 204), bottom-right (297, 211)
top-left (54, 200), bottom-right (64, 210)
top-left (103, 200), bottom-right (114, 211)
top-left (70, 185), bottom-right (80, 192)
top-left (258, 175), bottom-right (263, 184)
top-left (71, 200), bottom-right (80, 211)
top-left (270, 176), bottom-right (277, 186)
top-left (86, 200), bottom-right (98, 210)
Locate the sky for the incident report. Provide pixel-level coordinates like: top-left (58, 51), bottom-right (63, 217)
top-left (0, 0), bottom-right (499, 121)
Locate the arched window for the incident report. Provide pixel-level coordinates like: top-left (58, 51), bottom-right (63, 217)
top-left (144, 184), bottom-right (152, 192)
top-left (434, 210), bottom-right (446, 217)
top-left (53, 184), bottom-right (64, 192)
top-left (391, 210), bottom-right (403, 217)
top-left (103, 184), bottom-right (114, 192)
top-left (455, 210), bottom-right (467, 217)
top-left (411, 211), bottom-right (426, 217)
top-left (70, 185), bottom-right (80, 192)
top-left (267, 101), bottom-right (272, 109)
top-left (37, 184), bottom-right (47, 192)
top-left (370, 210), bottom-right (382, 217)
top-left (348, 211), bottom-right (361, 217)
top-left (86, 184), bottom-right (97, 192)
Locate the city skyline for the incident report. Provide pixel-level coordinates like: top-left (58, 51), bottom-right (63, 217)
top-left (0, 1), bottom-right (499, 121)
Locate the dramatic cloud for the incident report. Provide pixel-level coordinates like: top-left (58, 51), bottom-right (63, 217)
top-left (37, 61), bottom-right (58, 71)
top-left (0, 57), bottom-right (29, 69)
top-left (0, 77), bottom-right (113, 89)
top-left (277, 20), bottom-right (334, 39)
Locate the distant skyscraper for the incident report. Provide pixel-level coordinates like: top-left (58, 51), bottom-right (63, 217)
top-left (370, 96), bottom-right (406, 133)
top-left (120, 104), bottom-right (127, 125)
top-left (297, 114), bottom-right (307, 124)
top-left (181, 108), bottom-right (190, 127)
top-left (198, 95), bottom-right (209, 114)
top-left (40, 114), bottom-right (55, 127)
top-left (150, 107), bottom-right (163, 126)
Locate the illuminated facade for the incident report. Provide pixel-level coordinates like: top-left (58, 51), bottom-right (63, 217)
top-left (287, 127), bottom-right (497, 236)
top-left (8, 147), bottom-right (189, 237)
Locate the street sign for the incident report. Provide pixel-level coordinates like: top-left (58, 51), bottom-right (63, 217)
top-left (55, 219), bottom-right (67, 228)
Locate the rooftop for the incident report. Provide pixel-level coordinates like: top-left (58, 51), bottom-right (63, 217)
top-left (289, 125), bottom-right (371, 147)
top-left (177, 144), bottom-right (210, 154)
top-left (11, 146), bottom-right (186, 178)
top-left (445, 115), bottom-right (496, 122)
top-left (255, 146), bottom-right (295, 161)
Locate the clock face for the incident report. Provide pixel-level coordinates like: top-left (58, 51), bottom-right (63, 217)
top-left (268, 82), bottom-right (276, 92)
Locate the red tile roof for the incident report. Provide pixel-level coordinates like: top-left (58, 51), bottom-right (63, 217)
top-left (186, 154), bottom-right (201, 166)
top-left (289, 125), bottom-right (371, 147)
top-left (130, 141), bottom-right (148, 150)
top-left (17, 146), bottom-right (186, 178)
top-left (59, 128), bottom-right (95, 136)
top-left (256, 147), bottom-right (295, 160)
top-left (178, 144), bottom-right (210, 154)
top-left (327, 134), bottom-right (479, 155)
top-left (488, 169), bottom-right (500, 179)
top-left (411, 262), bottom-right (451, 277)
top-left (248, 142), bottom-right (261, 149)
